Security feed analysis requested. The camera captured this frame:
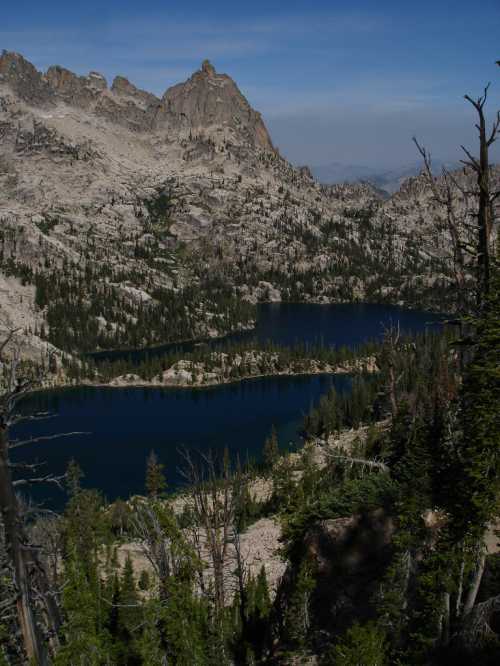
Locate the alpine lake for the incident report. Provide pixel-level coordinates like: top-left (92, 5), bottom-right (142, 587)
top-left (11, 303), bottom-right (446, 508)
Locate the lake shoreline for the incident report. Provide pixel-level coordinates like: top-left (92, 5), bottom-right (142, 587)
top-left (85, 320), bottom-right (257, 360)
top-left (83, 301), bottom-right (448, 362)
top-left (39, 355), bottom-right (378, 396)
top-left (12, 303), bottom-right (440, 507)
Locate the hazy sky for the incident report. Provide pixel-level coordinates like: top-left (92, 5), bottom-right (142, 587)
top-left (2, 0), bottom-right (499, 168)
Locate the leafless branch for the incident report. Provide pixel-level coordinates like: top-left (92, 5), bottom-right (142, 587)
top-left (13, 473), bottom-right (67, 490)
top-left (9, 432), bottom-right (89, 450)
top-left (9, 412), bottom-right (56, 427)
top-left (9, 461), bottom-right (45, 472)
top-left (325, 451), bottom-right (389, 473)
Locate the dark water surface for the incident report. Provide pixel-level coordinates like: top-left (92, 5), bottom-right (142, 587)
top-left (12, 375), bottom-right (349, 508)
top-left (12, 304), bottom-right (445, 508)
top-left (89, 302), bottom-right (446, 363)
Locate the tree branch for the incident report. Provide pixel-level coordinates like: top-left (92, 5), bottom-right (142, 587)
top-left (9, 432), bottom-right (89, 450)
top-left (13, 473), bottom-right (67, 490)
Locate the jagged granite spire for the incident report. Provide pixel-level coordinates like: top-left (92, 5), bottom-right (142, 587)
top-left (0, 51), bottom-right (275, 151)
top-left (0, 50), bottom-right (52, 104)
top-left (201, 59), bottom-right (216, 77)
top-left (161, 59), bottom-right (274, 151)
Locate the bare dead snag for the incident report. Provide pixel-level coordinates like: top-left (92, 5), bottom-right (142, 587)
top-left (180, 447), bottom-right (238, 653)
top-left (459, 592), bottom-right (500, 650)
top-left (461, 85), bottom-right (499, 308)
top-left (325, 450), bottom-right (389, 473)
top-left (413, 138), bottom-right (468, 295)
top-left (131, 501), bottom-right (177, 603)
top-left (0, 423), bottom-right (46, 664)
top-left (232, 527), bottom-right (249, 634)
top-left (381, 321), bottom-right (402, 418)
top-left (414, 83), bottom-right (499, 314)
top-left (461, 548), bottom-right (487, 618)
top-left (0, 330), bottom-right (72, 662)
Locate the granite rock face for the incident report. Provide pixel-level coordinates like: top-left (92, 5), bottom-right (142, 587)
top-left (0, 51), bottom-right (52, 105)
top-left (44, 66), bottom-right (107, 109)
top-left (0, 50), bottom-right (494, 359)
top-left (161, 59), bottom-right (274, 151)
top-left (0, 51), bottom-right (275, 148)
top-left (111, 76), bottom-right (159, 107)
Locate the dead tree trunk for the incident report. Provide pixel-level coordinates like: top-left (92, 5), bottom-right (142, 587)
top-left (0, 332), bottom-right (68, 662)
top-left (181, 448), bottom-right (238, 656)
top-left (0, 417), bottom-right (47, 664)
top-left (413, 138), bottom-right (468, 295)
top-left (233, 527), bottom-right (248, 634)
top-left (461, 86), bottom-right (500, 308)
top-left (382, 322), bottom-right (401, 418)
top-left (462, 549), bottom-right (487, 618)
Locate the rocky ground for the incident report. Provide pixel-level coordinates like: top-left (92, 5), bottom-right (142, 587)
top-left (105, 352), bottom-right (378, 388)
top-left (114, 424), bottom-right (382, 600)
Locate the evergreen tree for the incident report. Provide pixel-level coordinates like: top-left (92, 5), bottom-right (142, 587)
top-left (114, 555), bottom-right (141, 663)
top-left (451, 254), bottom-right (500, 540)
top-left (66, 458), bottom-right (83, 497)
top-left (284, 557), bottom-right (316, 648)
top-left (331, 622), bottom-right (388, 666)
top-left (138, 569), bottom-right (151, 591)
top-left (55, 545), bottom-right (112, 665)
top-left (263, 425), bottom-right (279, 471)
top-left (145, 450), bottom-right (167, 498)
top-left (138, 600), bottom-right (166, 666)
top-left (162, 577), bottom-right (210, 665)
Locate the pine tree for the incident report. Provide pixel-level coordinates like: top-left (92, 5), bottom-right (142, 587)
top-left (331, 622), bottom-right (388, 666)
top-left (138, 569), bottom-right (151, 591)
top-left (254, 565), bottom-right (271, 620)
top-left (263, 425), bottom-right (279, 471)
top-left (66, 458), bottom-right (83, 498)
top-left (452, 251), bottom-right (500, 539)
top-left (145, 450), bottom-right (167, 498)
top-left (138, 600), bottom-right (166, 665)
top-left (162, 577), bottom-right (210, 665)
top-left (114, 554), bottom-right (141, 663)
top-left (55, 545), bottom-right (111, 665)
top-left (284, 557), bottom-right (315, 647)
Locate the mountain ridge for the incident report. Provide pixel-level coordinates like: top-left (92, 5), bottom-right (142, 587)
top-left (0, 50), bottom-right (495, 362)
top-left (0, 50), bottom-right (274, 150)
top-left (311, 159), bottom-right (462, 194)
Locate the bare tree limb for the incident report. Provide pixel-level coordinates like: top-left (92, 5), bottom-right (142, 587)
top-left (9, 432), bottom-right (89, 450)
top-left (13, 474), bottom-right (67, 490)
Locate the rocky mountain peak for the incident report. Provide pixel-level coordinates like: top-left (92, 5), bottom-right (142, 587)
top-left (0, 51), bottom-right (275, 151)
top-left (0, 50), bottom-right (52, 104)
top-left (44, 65), bottom-right (107, 108)
top-left (111, 75), bottom-right (159, 107)
top-left (161, 60), bottom-right (274, 152)
top-left (201, 59), bottom-right (216, 77)
top-left (87, 71), bottom-right (107, 90)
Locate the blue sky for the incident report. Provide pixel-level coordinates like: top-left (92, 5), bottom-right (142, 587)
top-left (2, 0), bottom-right (499, 167)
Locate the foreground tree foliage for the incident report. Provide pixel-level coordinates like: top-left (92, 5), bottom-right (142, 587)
top-left (270, 82), bottom-right (499, 665)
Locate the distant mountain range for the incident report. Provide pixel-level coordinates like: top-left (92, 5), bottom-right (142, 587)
top-left (311, 160), bottom-right (460, 194)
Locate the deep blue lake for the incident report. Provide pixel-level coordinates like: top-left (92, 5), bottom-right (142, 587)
top-left (90, 302), bottom-right (446, 362)
top-left (12, 375), bottom-right (349, 508)
top-left (12, 303), bottom-right (445, 508)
